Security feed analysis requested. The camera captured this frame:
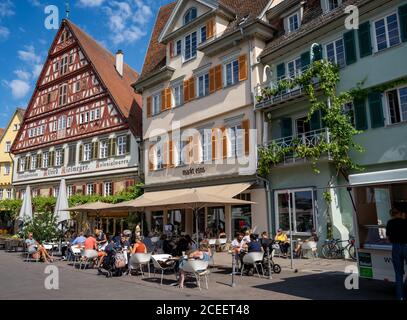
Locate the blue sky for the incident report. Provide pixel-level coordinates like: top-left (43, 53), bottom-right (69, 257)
top-left (0, 0), bottom-right (172, 128)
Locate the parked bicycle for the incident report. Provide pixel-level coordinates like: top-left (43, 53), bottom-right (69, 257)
top-left (321, 237), bottom-right (356, 260)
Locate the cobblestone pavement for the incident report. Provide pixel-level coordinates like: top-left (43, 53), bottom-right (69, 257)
top-left (0, 250), bottom-right (395, 300)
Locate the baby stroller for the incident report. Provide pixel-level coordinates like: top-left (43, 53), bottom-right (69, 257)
top-left (97, 244), bottom-right (127, 278)
top-left (262, 240), bottom-right (282, 275)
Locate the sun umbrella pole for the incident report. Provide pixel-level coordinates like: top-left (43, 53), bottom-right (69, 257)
top-left (195, 207), bottom-right (199, 244)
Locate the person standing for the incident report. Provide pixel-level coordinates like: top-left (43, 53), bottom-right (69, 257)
top-left (386, 207), bottom-right (407, 300)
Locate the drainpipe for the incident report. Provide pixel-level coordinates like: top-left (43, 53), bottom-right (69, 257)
top-left (257, 174), bottom-right (273, 236)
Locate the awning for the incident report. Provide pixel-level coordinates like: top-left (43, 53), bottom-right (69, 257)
top-left (349, 168), bottom-right (407, 186)
top-left (110, 182), bottom-right (253, 210)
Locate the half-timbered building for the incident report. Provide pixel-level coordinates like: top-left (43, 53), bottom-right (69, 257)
top-left (11, 20), bottom-right (142, 209)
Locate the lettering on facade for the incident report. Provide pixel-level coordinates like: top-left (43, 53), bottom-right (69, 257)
top-left (182, 167), bottom-right (206, 176)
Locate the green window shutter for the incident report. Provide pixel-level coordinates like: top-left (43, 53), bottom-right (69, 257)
top-left (399, 4), bottom-right (407, 42)
top-left (310, 110), bottom-right (321, 131)
top-left (79, 145), bottom-right (83, 162)
top-left (312, 44), bottom-right (323, 62)
top-left (368, 92), bottom-right (384, 128)
top-left (126, 135), bottom-right (131, 154)
top-left (344, 30), bottom-right (357, 65)
top-left (50, 151), bottom-right (55, 167)
top-left (61, 149), bottom-right (65, 165)
top-left (276, 63), bottom-right (286, 80)
top-left (37, 154), bottom-right (42, 168)
top-left (354, 98), bottom-right (368, 130)
top-left (92, 142), bottom-right (98, 160)
top-left (109, 138), bottom-right (117, 156)
top-left (300, 51), bottom-right (310, 71)
top-left (358, 21), bottom-right (372, 58)
top-left (280, 118), bottom-right (293, 138)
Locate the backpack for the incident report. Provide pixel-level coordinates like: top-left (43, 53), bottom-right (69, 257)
top-left (115, 252), bottom-right (127, 269)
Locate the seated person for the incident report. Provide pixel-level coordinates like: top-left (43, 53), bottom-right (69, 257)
top-left (95, 228), bottom-right (107, 250)
top-left (218, 229), bottom-right (227, 239)
top-left (25, 232), bottom-right (53, 263)
top-left (259, 231), bottom-right (272, 252)
top-left (295, 229), bottom-right (319, 258)
top-left (84, 232), bottom-right (106, 268)
top-left (247, 234), bottom-right (263, 253)
top-left (142, 232), bottom-right (154, 253)
top-left (231, 233), bottom-right (245, 266)
top-left (242, 230), bottom-right (251, 244)
top-left (275, 229), bottom-right (290, 257)
top-left (71, 232), bottom-right (86, 246)
top-left (178, 245), bottom-right (211, 288)
top-left (163, 236), bottom-right (176, 255)
top-left (131, 237), bottom-right (147, 254)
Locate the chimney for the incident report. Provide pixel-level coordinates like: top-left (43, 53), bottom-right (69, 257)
top-left (115, 50), bottom-right (124, 77)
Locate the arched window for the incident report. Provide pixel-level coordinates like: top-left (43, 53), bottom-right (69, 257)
top-left (183, 7), bottom-right (197, 25)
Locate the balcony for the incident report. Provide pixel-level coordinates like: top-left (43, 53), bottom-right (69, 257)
top-left (262, 128), bottom-right (331, 166)
top-left (254, 77), bottom-right (319, 110)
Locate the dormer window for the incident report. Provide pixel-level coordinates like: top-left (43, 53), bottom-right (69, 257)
top-left (287, 13), bottom-right (300, 33)
top-left (184, 7), bottom-right (197, 25)
top-left (327, 0), bottom-right (342, 12)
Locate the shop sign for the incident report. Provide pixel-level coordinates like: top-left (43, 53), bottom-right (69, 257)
top-left (182, 167), bottom-right (206, 176)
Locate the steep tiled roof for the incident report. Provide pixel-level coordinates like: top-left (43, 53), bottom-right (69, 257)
top-left (139, 2), bottom-right (177, 82)
top-left (138, 0), bottom-right (270, 82)
top-left (260, 0), bottom-right (368, 59)
top-left (66, 20), bottom-right (142, 136)
top-left (16, 108), bottom-right (26, 119)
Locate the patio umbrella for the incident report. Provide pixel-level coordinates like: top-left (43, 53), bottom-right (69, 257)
top-left (54, 179), bottom-right (70, 225)
top-left (17, 186), bottom-right (33, 222)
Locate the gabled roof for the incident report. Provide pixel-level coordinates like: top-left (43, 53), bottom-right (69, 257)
top-left (0, 107), bottom-right (25, 144)
top-left (137, 0), bottom-right (270, 83)
top-left (65, 20), bottom-right (142, 119)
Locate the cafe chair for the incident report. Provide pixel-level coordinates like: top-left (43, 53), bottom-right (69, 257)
top-left (129, 253), bottom-right (152, 278)
top-left (180, 260), bottom-right (210, 291)
top-left (151, 254), bottom-right (175, 285)
top-left (241, 252), bottom-right (264, 278)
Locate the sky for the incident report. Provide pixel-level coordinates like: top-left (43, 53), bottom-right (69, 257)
top-left (0, 0), bottom-right (173, 129)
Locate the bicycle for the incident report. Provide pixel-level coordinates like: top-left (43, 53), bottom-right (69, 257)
top-left (321, 237), bottom-right (356, 260)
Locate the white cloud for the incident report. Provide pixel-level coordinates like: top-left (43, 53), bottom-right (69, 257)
top-left (32, 64), bottom-right (43, 78)
top-left (14, 70), bottom-right (31, 81)
top-left (78, 0), bottom-right (106, 7)
top-left (0, 1), bottom-right (14, 18)
top-left (7, 80), bottom-right (31, 99)
top-left (103, 0), bottom-right (153, 45)
top-left (0, 26), bottom-right (9, 40)
top-left (18, 45), bottom-right (41, 64)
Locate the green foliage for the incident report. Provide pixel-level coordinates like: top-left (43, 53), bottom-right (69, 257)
top-left (32, 197), bottom-right (56, 213)
top-left (22, 211), bottom-right (61, 243)
top-left (257, 60), bottom-right (364, 180)
top-left (0, 199), bottom-right (23, 219)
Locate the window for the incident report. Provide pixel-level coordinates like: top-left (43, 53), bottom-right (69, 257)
top-left (100, 140), bottom-right (108, 159)
top-left (177, 138), bottom-right (187, 166)
top-left (326, 38), bottom-right (345, 68)
top-left (327, 0), bottom-right (341, 11)
top-left (387, 86), bottom-right (407, 124)
top-left (60, 55), bottom-right (68, 75)
top-left (225, 59), bottom-right (239, 87)
top-left (92, 76), bottom-right (99, 86)
top-left (90, 110), bottom-right (95, 122)
top-left (104, 182), bottom-right (113, 196)
top-left (183, 7), bottom-right (197, 25)
top-left (5, 141), bottom-right (11, 153)
top-left (184, 32), bottom-right (197, 61)
top-left (58, 84), bottom-right (68, 106)
top-left (86, 184), bottom-right (95, 195)
top-left (201, 129), bottom-right (212, 162)
top-left (14, 124), bottom-right (19, 131)
top-left (287, 58), bottom-right (302, 79)
top-left (84, 143), bottom-right (92, 161)
top-left (374, 13), bottom-right (400, 52)
top-left (55, 149), bottom-right (63, 166)
top-left (156, 138), bottom-right (163, 170)
top-left (295, 116), bottom-right (311, 135)
top-left (6, 189), bottom-right (12, 199)
top-left (200, 26), bottom-right (207, 43)
top-left (74, 81), bottom-right (80, 93)
top-left (276, 189), bottom-right (315, 234)
top-left (67, 186), bottom-right (74, 197)
top-left (53, 187), bottom-right (59, 198)
top-left (173, 84), bottom-right (183, 107)
top-left (343, 102), bottom-right (355, 126)
top-left (176, 40), bottom-right (182, 56)
top-left (95, 108), bottom-right (101, 120)
top-left (43, 152), bottom-right (49, 168)
top-left (4, 164), bottom-right (10, 175)
top-left (117, 136), bottom-right (127, 156)
top-left (152, 94), bottom-right (161, 115)
top-left (197, 73), bottom-right (209, 97)
top-left (57, 116), bottom-right (67, 131)
top-left (287, 13), bottom-right (300, 33)
top-left (19, 158), bottom-right (26, 172)
top-left (67, 116), bottom-right (72, 128)
top-left (229, 125), bottom-right (243, 157)
top-left (30, 155), bottom-right (37, 170)
top-left (80, 112), bottom-right (89, 124)
top-left (68, 144), bottom-right (76, 165)
top-left (69, 54), bottom-right (73, 64)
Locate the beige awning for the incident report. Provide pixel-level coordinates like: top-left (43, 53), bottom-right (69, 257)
top-left (64, 201), bottom-right (119, 212)
top-left (110, 182), bottom-right (253, 210)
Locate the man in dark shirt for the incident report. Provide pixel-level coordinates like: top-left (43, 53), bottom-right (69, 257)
top-left (247, 234), bottom-right (263, 252)
top-left (386, 207), bottom-right (407, 300)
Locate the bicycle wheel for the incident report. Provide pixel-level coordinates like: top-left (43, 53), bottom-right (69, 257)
top-left (321, 243), bottom-right (340, 259)
top-left (347, 244), bottom-right (357, 260)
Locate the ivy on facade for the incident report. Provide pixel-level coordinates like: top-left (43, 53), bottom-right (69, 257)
top-left (257, 60), bottom-right (365, 181)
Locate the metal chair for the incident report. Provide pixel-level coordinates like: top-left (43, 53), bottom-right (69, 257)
top-left (216, 238), bottom-right (227, 251)
top-left (301, 241), bottom-right (318, 259)
top-left (71, 246), bottom-right (82, 268)
top-left (129, 253), bottom-right (152, 277)
top-left (79, 249), bottom-right (98, 270)
top-left (241, 252), bottom-right (264, 278)
top-left (180, 260), bottom-right (210, 290)
top-left (151, 254), bottom-right (176, 285)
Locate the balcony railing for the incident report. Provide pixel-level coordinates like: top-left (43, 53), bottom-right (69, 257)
top-left (263, 128), bottom-right (331, 166)
top-left (254, 76), bottom-right (319, 109)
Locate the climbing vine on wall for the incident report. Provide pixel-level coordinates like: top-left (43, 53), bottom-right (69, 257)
top-left (257, 60), bottom-right (364, 180)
